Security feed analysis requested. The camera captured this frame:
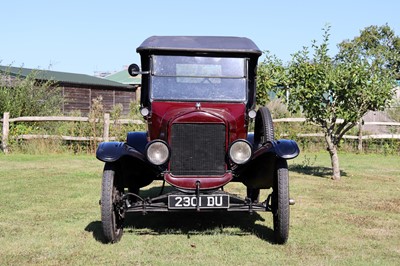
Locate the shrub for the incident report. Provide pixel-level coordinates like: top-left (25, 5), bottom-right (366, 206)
top-left (0, 68), bottom-right (62, 117)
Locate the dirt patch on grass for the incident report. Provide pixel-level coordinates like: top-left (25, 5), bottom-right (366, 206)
top-left (344, 214), bottom-right (378, 228)
top-left (363, 227), bottom-right (393, 240)
top-left (373, 198), bottom-right (400, 213)
top-left (343, 213), bottom-right (397, 241)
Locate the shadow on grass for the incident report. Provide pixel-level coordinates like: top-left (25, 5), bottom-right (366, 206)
top-left (290, 164), bottom-right (348, 178)
top-left (85, 221), bottom-right (107, 243)
top-left (85, 185), bottom-right (276, 244)
top-left (85, 211), bottom-right (275, 244)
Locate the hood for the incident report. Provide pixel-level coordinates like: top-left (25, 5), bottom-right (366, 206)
top-left (148, 102), bottom-right (248, 143)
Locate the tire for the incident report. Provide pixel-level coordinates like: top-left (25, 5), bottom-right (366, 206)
top-left (272, 159), bottom-right (290, 244)
top-left (253, 107), bottom-right (275, 149)
top-left (247, 107), bottom-right (275, 200)
top-left (101, 163), bottom-right (124, 243)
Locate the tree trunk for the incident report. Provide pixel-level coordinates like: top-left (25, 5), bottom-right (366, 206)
top-left (329, 146), bottom-right (341, 180)
top-left (325, 134), bottom-right (341, 180)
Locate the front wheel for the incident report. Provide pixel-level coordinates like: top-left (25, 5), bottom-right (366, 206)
top-left (101, 163), bottom-right (125, 243)
top-left (247, 107), bottom-right (275, 201)
top-left (272, 159), bottom-right (289, 244)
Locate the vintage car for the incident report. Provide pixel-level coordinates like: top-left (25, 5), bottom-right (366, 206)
top-left (96, 36), bottom-right (299, 244)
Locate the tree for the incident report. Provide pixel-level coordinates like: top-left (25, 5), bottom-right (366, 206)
top-left (338, 24), bottom-right (400, 78)
top-left (256, 51), bottom-right (289, 107)
top-left (285, 26), bottom-right (396, 180)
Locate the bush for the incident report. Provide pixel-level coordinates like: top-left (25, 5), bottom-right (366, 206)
top-left (0, 68), bottom-right (62, 117)
top-left (4, 96), bottom-right (146, 154)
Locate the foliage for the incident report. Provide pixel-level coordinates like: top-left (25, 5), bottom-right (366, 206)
top-left (269, 25), bottom-right (397, 180)
top-left (337, 24), bottom-right (400, 78)
top-left (294, 136), bottom-right (400, 155)
top-left (266, 99), bottom-right (291, 119)
top-left (386, 100), bottom-right (400, 122)
top-left (5, 96), bottom-right (146, 154)
top-left (88, 96), bottom-right (104, 153)
top-left (0, 68), bottom-right (62, 117)
top-left (256, 52), bottom-right (289, 106)
top-left (288, 26), bottom-right (395, 127)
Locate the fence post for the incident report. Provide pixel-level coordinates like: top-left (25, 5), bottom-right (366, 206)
top-left (357, 118), bottom-right (363, 153)
top-left (103, 113), bottom-right (110, 142)
top-left (2, 112), bottom-right (10, 154)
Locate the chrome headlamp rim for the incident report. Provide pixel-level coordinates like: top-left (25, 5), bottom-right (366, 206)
top-left (145, 140), bottom-right (170, 165)
top-left (140, 107), bottom-right (150, 117)
top-left (228, 139), bottom-right (253, 165)
top-left (248, 109), bottom-right (257, 119)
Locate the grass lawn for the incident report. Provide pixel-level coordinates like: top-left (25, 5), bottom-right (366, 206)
top-left (0, 152), bottom-right (399, 265)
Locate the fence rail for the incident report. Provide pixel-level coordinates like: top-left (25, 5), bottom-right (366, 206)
top-left (273, 117), bottom-right (400, 126)
top-left (293, 133), bottom-right (400, 139)
top-left (5, 115), bottom-right (144, 124)
top-left (1, 112), bottom-right (399, 154)
top-left (1, 112), bottom-right (143, 154)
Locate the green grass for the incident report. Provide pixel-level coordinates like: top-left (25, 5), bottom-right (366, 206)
top-left (0, 152), bottom-right (399, 265)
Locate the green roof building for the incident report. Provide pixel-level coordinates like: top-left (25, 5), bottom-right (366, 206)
top-left (104, 69), bottom-right (141, 86)
top-left (0, 65), bottom-right (138, 115)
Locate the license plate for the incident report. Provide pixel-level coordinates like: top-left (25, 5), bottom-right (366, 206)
top-left (168, 194), bottom-right (229, 209)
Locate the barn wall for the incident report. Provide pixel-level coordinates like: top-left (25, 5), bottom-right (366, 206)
top-left (63, 86), bottom-right (91, 114)
top-left (62, 85), bottom-right (137, 115)
top-left (92, 89), bottom-right (115, 111)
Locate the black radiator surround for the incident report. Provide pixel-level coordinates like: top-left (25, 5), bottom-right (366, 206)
top-left (170, 123), bottom-right (226, 175)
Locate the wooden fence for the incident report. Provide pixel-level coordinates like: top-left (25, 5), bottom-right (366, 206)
top-left (1, 112), bottom-right (143, 154)
top-left (1, 112), bottom-right (399, 154)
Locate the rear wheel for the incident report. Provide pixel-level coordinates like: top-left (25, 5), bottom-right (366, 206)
top-left (272, 159), bottom-right (289, 244)
top-left (101, 163), bottom-right (125, 243)
top-left (247, 107), bottom-right (275, 201)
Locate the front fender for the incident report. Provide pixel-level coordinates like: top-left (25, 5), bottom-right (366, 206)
top-left (96, 142), bottom-right (146, 163)
top-left (270, 139), bottom-right (300, 159)
top-left (247, 133), bottom-right (300, 160)
top-left (126, 131), bottom-right (148, 154)
top-left (235, 138), bottom-right (299, 189)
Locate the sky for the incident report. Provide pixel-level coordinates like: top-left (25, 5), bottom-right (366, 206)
top-left (1, 0), bottom-right (400, 75)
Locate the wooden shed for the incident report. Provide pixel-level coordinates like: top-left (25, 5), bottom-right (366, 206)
top-left (0, 65), bottom-right (139, 115)
top-left (104, 68), bottom-right (142, 102)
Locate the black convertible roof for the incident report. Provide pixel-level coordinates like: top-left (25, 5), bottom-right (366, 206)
top-left (136, 36), bottom-right (262, 56)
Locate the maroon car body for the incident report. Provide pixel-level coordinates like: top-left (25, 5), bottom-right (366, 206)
top-left (96, 36), bottom-right (299, 244)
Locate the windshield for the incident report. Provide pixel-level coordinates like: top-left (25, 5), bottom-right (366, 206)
top-left (151, 55), bottom-right (247, 102)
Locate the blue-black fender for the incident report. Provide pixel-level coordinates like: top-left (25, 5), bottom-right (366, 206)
top-left (246, 133), bottom-right (300, 160)
top-left (268, 139), bottom-right (300, 159)
top-left (126, 131), bottom-right (148, 154)
top-left (236, 133), bottom-right (300, 189)
top-left (96, 141), bottom-right (145, 163)
top-left (96, 131), bottom-right (148, 163)
top-left (96, 132), bottom-right (161, 188)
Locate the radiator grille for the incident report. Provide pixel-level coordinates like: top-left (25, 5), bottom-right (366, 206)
top-left (170, 123), bottom-right (226, 175)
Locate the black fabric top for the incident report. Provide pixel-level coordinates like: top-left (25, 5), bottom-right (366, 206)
top-left (136, 36), bottom-right (262, 56)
